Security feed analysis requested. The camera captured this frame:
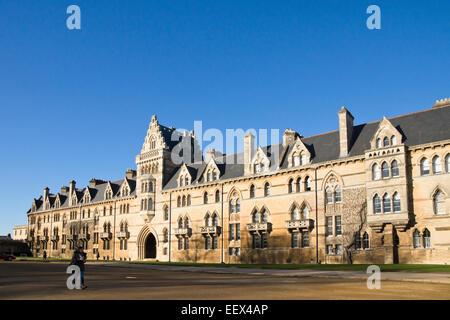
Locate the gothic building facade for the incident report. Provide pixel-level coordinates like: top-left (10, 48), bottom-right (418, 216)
top-left (25, 99), bottom-right (450, 264)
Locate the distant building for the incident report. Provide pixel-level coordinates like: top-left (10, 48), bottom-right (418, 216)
top-left (23, 98), bottom-right (450, 264)
top-left (13, 226), bottom-right (27, 241)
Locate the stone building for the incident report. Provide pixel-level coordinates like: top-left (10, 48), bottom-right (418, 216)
top-left (13, 225), bottom-right (27, 241)
top-left (24, 99), bottom-right (450, 264)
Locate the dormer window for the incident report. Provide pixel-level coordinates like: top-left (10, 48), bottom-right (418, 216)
top-left (383, 137), bottom-right (389, 147)
top-left (391, 135), bottom-right (397, 146)
top-left (376, 138), bottom-right (382, 148)
top-left (301, 154), bottom-right (307, 165)
top-left (293, 155), bottom-right (300, 166)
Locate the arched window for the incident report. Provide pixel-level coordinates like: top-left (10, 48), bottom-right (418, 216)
top-left (420, 158), bottom-right (430, 175)
top-left (393, 192), bottom-right (401, 212)
top-left (288, 179), bottom-right (294, 193)
top-left (446, 154), bottom-right (450, 172)
top-left (178, 218), bottom-right (183, 229)
top-left (325, 187), bottom-right (333, 204)
top-left (293, 154), bottom-right (300, 167)
top-left (205, 214), bottom-right (211, 226)
top-left (149, 182), bottom-right (154, 192)
top-left (236, 199), bottom-right (240, 213)
top-left (432, 156), bottom-right (442, 174)
top-left (213, 171), bottom-right (218, 180)
top-left (301, 206), bottom-right (309, 220)
top-left (254, 163), bottom-right (261, 174)
top-left (413, 229), bottom-right (421, 248)
top-left (373, 194), bottom-right (381, 214)
top-left (372, 163), bottom-right (380, 180)
top-left (185, 176), bottom-right (189, 186)
top-left (230, 199), bottom-right (236, 214)
top-left (376, 138), bottom-right (382, 148)
top-left (301, 154), bottom-right (307, 165)
top-left (382, 193), bottom-right (391, 213)
top-left (423, 229), bottom-right (431, 248)
top-left (381, 162), bottom-right (389, 178)
top-left (184, 217), bottom-right (190, 228)
top-left (249, 185), bottom-right (255, 198)
top-left (261, 209), bottom-right (268, 223)
top-left (363, 232), bottom-right (370, 249)
top-left (213, 214), bottom-right (219, 226)
top-left (292, 207), bottom-right (299, 220)
top-left (177, 196), bottom-right (181, 208)
top-left (305, 176), bottom-right (311, 191)
top-left (434, 190), bottom-right (445, 215)
top-left (334, 186), bottom-right (342, 203)
top-left (391, 135), bottom-right (397, 146)
top-left (264, 183), bottom-right (270, 196)
top-left (182, 195), bottom-right (186, 207)
top-left (383, 137), bottom-right (389, 147)
top-left (207, 170), bottom-right (211, 182)
top-left (203, 192), bottom-right (208, 204)
top-left (391, 160), bottom-right (399, 177)
top-left (252, 210), bottom-right (259, 223)
top-left (215, 190), bottom-right (220, 203)
top-left (187, 195), bottom-right (191, 206)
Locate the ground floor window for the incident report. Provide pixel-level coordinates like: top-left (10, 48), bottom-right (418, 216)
top-left (291, 232), bottom-right (299, 248)
top-left (229, 247), bottom-right (241, 256)
top-left (301, 231), bottom-right (309, 248)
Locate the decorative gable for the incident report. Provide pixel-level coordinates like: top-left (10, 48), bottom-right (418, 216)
top-left (370, 116), bottom-right (403, 150)
top-left (178, 164), bottom-right (193, 186)
top-left (202, 159), bottom-right (220, 182)
top-left (252, 146), bottom-right (271, 173)
top-left (287, 137), bottom-right (311, 167)
top-left (141, 115), bottom-right (168, 153)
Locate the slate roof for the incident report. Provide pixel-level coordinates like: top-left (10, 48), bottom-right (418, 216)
top-left (164, 105), bottom-right (450, 189)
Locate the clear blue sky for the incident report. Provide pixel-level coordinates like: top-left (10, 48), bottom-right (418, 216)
top-left (0, 0), bottom-right (449, 234)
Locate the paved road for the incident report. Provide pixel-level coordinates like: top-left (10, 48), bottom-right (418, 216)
top-left (1, 261), bottom-right (449, 300)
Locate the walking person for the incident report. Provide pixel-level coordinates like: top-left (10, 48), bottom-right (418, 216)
top-left (96, 251), bottom-right (100, 261)
top-left (70, 246), bottom-right (88, 289)
top-left (43, 250), bottom-right (47, 261)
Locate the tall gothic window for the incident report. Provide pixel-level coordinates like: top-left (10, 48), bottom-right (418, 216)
top-left (382, 162), bottom-right (389, 178)
top-left (434, 190), bottom-right (445, 215)
top-left (413, 229), bottom-right (421, 248)
top-left (393, 192), bottom-right (401, 212)
top-left (372, 163), bottom-right (380, 180)
top-left (391, 160), bottom-right (399, 177)
top-left (423, 229), bottom-right (431, 248)
top-left (373, 194), bottom-right (381, 214)
top-left (382, 193), bottom-right (391, 213)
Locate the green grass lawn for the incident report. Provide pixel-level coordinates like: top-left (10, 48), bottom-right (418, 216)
top-left (17, 257), bottom-right (450, 272)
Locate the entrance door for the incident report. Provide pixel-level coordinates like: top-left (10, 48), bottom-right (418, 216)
top-left (145, 233), bottom-right (157, 259)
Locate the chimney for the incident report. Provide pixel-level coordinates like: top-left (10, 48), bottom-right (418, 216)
top-left (244, 132), bottom-right (255, 175)
top-left (282, 129), bottom-right (301, 147)
top-left (69, 180), bottom-right (76, 203)
top-left (126, 169), bottom-right (136, 179)
top-left (89, 178), bottom-right (97, 188)
top-left (338, 106), bottom-right (354, 157)
top-left (205, 149), bottom-right (217, 163)
top-left (60, 186), bottom-right (69, 195)
top-left (43, 187), bottom-right (49, 200)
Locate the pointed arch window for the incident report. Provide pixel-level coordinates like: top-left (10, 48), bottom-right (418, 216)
top-left (413, 229), bottom-right (421, 248)
top-left (301, 206), bottom-right (309, 220)
top-left (203, 192), bottom-right (208, 204)
top-left (178, 218), bottom-right (183, 229)
top-left (291, 206), bottom-right (299, 220)
top-left (261, 209), bottom-right (268, 223)
top-left (325, 187), bottom-right (333, 204)
top-left (382, 193), bottom-right (391, 213)
top-left (382, 162), bottom-right (389, 178)
top-left (373, 194), bottom-right (381, 214)
top-left (252, 210), bottom-right (260, 223)
top-left (372, 163), bottom-right (380, 180)
top-left (213, 213), bottom-right (219, 226)
top-left (301, 154), bottom-right (307, 165)
top-left (334, 186), bottom-right (342, 203)
top-left (391, 160), bottom-right (399, 177)
top-left (432, 156), bottom-right (442, 174)
top-left (420, 158), bottom-right (430, 175)
top-left (177, 196), bottom-right (181, 208)
top-left (433, 190), bottom-right (445, 215)
top-left (383, 137), bottom-right (389, 147)
top-left (163, 229), bottom-right (168, 243)
top-left (182, 195), bottom-right (186, 207)
top-left (163, 206), bottom-right (169, 221)
top-left (423, 229), bottom-right (431, 248)
top-left (205, 213), bottom-right (211, 226)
